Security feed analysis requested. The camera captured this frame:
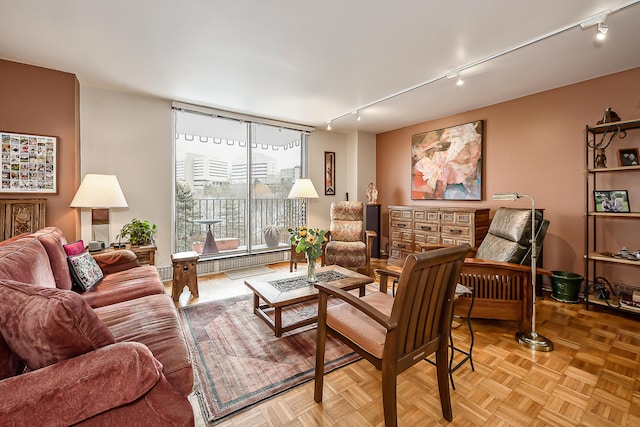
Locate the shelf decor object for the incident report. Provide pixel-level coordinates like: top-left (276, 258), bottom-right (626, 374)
top-left (492, 192), bottom-right (554, 352)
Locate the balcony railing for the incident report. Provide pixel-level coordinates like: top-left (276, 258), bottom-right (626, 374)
top-left (176, 197), bottom-right (303, 254)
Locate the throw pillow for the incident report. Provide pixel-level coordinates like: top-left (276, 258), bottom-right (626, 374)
top-left (0, 279), bottom-right (115, 370)
top-left (63, 239), bottom-right (85, 256)
top-left (68, 251), bottom-right (104, 292)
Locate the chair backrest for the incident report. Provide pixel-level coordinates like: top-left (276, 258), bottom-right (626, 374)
top-left (386, 244), bottom-right (469, 367)
top-left (329, 201), bottom-right (364, 242)
top-left (475, 208), bottom-right (548, 264)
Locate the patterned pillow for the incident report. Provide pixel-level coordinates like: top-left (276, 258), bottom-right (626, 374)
top-left (67, 251), bottom-right (104, 292)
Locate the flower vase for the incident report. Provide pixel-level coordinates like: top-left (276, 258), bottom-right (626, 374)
top-left (306, 253), bottom-right (317, 283)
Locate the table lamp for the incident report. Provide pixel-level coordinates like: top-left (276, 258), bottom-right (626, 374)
top-left (492, 192), bottom-right (553, 352)
top-left (287, 178), bottom-right (319, 224)
top-left (70, 174), bottom-right (128, 246)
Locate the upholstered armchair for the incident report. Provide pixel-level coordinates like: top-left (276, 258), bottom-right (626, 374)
top-left (455, 207), bottom-right (551, 333)
top-left (324, 201), bottom-right (377, 275)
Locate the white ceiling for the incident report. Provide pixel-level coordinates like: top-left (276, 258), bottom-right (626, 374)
top-left (1, 0), bottom-right (639, 134)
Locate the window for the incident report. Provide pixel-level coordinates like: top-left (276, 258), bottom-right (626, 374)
top-left (173, 104), bottom-right (311, 257)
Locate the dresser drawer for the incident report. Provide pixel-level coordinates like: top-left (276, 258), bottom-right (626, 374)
top-left (414, 210), bottom-right (439, 222)
top-left (391, 220), bottom-right (412, 230)
top-left (441, 211), bottom-right (474, 225)
top-left (414, 221), bottom-right (438, 233)
top-left (441, 236), bottom-right (472, 246)
top-left (441, 224), bottom-right (471, 237)
top-left (414, 232), bottom-right (439, 245)
top-left (391, 239), bottom-right (411, 251)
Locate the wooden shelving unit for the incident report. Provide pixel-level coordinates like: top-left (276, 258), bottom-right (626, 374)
top-left (585, 118), bottom-right (640, 313)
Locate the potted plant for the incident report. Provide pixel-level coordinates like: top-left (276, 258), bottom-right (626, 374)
top-left (190, 232), bottom-right (206, 254)
top-left (116, 218), bottom-right (157, 246)
top-left (263, 224), bottom-right (284, 248)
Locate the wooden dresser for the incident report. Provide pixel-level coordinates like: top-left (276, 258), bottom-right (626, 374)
top-left (388, 206), bottom-right (490, 267)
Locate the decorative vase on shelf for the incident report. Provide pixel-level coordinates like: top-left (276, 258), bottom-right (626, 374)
top-left (306, 252), bottom-right (317, 283)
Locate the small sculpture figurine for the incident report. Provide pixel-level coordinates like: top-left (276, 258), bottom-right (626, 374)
top-left (366, 183), bottom-right (378, 204)
top-left (596, 107), bottom-right (621, 125)
top-left (595, 147), bottom-right (607, 168)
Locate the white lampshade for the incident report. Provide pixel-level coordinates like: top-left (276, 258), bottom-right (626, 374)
top-left (287, 178), bottom-right (319, 199)
top-left (70, 174), bottom-right (128, 208)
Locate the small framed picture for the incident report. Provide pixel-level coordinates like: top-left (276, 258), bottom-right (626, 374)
top-left (594, 190), bottom-right (630, 213)
top-left (618, 148), bottom-right (639, 166)
top-left (324, 151), bottom-right (335, 195)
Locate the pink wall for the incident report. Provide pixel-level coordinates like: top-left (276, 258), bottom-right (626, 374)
top-left (0, 59), bottom-right (80, 240)
top-left (377, 67), bottom-right (640, 283)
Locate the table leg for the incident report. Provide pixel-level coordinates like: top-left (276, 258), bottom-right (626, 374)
top-left (274, 307), bottom-right (283, 337)
top-left (202, 225), bottom-right (219, 254)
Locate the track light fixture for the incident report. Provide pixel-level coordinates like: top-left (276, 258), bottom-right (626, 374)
top-left (356, 111), bottom-right (361, 121)
top-left (596, 21), bottom-right (608, 40)
top-left (326, 121), bottom-right (332, 131)
top-left (447, 72), bottom-right (465, 86)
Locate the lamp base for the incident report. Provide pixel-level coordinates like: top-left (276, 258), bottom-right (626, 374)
top-left (515, 331), bottom-right (554, 352)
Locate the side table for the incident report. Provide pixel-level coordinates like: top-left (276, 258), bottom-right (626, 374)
top-left (171, 251), bottom-right (199, 302)
top-left (92, 244), bottom-right (156, 266)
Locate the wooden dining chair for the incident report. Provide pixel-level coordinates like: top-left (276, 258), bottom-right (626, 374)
top-left (314, 244), bottom-right (470, 426)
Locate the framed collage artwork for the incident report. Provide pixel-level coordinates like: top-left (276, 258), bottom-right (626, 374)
top-left (1, 131), bottom-right (57, 193)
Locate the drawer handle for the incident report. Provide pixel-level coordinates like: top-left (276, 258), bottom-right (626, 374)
top-left (398, 223), bottom-right (407, 228)
top-left (398, 244), bottom-right (405, 248)
top-left (421, 226), bottom-right (431, 231)
top-left (450, 229), bottom-right (462, 234)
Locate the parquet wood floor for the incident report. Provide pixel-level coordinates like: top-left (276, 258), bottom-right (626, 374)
top-left (168, 260), bottom-right (640, 426)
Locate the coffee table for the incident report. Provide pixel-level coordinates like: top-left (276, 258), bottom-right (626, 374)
top-left (244, 265), bottom-right (373, 337)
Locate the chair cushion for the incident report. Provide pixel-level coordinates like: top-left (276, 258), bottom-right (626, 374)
top-left (30, 227), bottom-right (73, 290)
top-left (330, 202), bottom-right (364, 242)
top-left (0, 280), bottom-right (115, 370)
top-left (486, 208), bottom-right (532, 245)
top-left (0, 237), bottom-right (57, 288)
top-left (326, 291), bottom-right (394, 359)
top-left (475, 234), bottom-right (527, 263)
top-left (80, 265), bottom-right (164, 308)
top-left (95, 294), bottom-right (194, 396)
top-left (325, 241), bottom-right (367, 267)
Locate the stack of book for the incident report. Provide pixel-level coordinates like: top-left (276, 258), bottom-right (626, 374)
top-left (619, 290), bottom-right (640, 312)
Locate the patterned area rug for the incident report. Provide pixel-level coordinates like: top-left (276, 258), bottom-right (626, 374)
top-left (179, 294), bottom-right (359, 425)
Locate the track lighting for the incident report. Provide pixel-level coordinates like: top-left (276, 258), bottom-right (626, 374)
top-left (596, 21), bottom-right (608, 40)
top-left (324, 3), bottom-right (634, 129)
top-left (446, 73), bottom-right (464, 86)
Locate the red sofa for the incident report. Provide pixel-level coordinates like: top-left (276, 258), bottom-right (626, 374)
top-left (0, 227), bottom-right (194, 426)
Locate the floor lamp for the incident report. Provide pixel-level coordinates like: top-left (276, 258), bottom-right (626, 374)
top-left (492, 192), bottom-right (554, 352)
top-left (70, 174), bottom-right (128, 246)
top-left (287, 178), bottom-right (319, 224)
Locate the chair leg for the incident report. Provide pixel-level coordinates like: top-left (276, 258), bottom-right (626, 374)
top-left (381, 365), bottom-right (398, 427)
top-left (314, 293), bottom-right (328, 403)
top-left (435, 346), bottom-right (453, 421)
